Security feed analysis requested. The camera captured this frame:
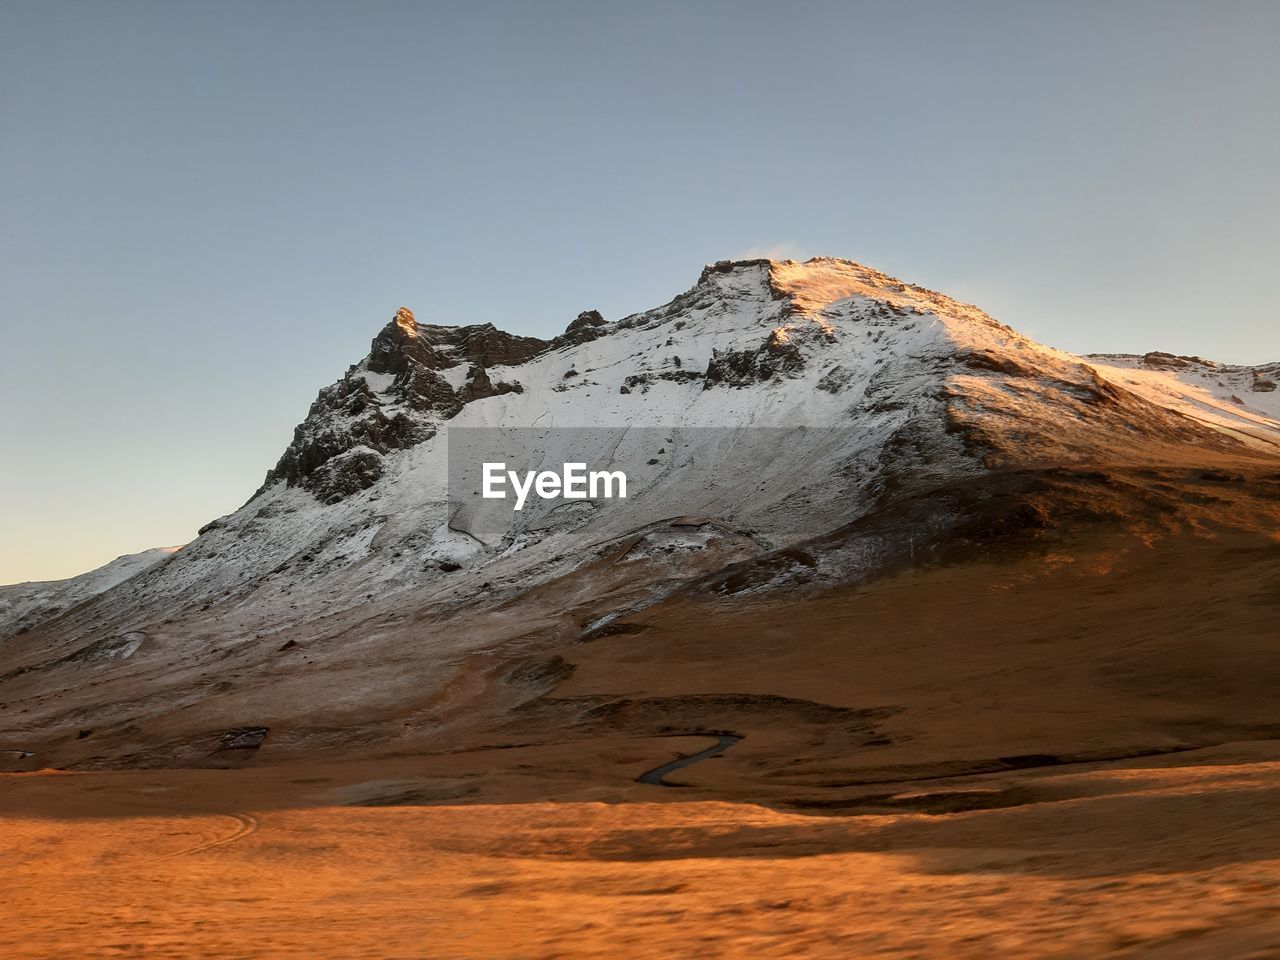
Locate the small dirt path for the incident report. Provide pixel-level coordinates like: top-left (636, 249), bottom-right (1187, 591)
top-left (637, 735), bottom-right (742, 786)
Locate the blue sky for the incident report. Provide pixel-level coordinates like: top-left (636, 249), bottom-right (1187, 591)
top-left (2, 0), bottom-right (1278, 581)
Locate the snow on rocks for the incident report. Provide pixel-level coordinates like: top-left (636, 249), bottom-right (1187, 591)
top-left (12, 258), bottom-right (1277, 646)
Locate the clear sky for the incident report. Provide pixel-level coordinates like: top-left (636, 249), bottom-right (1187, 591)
top-left (2, 0), bottom-right (1277, 583)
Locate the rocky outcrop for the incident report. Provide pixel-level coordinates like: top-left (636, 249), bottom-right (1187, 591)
top-left (303, 447), bottom-right (387, 504)
top-left (552, 309), bottom-right (608, 348)
top-left (260, 308), bottom-right (550, 501)
top-left (366, 307), bottom-right (449, 375)
top-left (698, 259), bottom-right (790, 302)
top-left (703, 330), bottom-right (806, 389)
top-left (370, 308), bottom-right (544, 412)
top-left (458, 365), bottom-right (524, 403)
top-left (267, 308), bottom-right (454, 490)
top-left (1140, 351), bottom-right (1212, 371)
top-left (443, 322), bottom-right (549, 369)
top-left (263, 374), bottom-right (433, 491)
top-left (619, 370), bottom-right (702, 394)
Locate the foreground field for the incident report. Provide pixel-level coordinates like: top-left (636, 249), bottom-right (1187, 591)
top-left (3, 470), bottom-right (1277, 957)
top-left (5, 743), bottom-right (1280, 959)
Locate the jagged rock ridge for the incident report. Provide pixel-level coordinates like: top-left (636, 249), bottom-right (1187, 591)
top-left (261, 307), bottom-right (548, 504)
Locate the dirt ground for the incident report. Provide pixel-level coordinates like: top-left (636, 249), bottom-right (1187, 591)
top-left (2, 469), bottom-right (1278, 958)
top-left (5, 745), bottom-right (1280, 959)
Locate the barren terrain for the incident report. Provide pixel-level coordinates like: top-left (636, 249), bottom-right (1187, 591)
top-left (4, 259), bottom-right (1279, 957)
top-left (4, 468), bottom-right (1279, 957)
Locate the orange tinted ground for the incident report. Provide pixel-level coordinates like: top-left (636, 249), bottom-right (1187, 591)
top-left (5, 746), bottom-right (1280, 959)
top-left (2, 474), bottom-right (1278, 958)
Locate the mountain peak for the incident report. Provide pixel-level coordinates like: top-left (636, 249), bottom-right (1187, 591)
top-left (393, 306), bottom-right (417, 334)
top-left (688, 257), bottom-right (982, 329)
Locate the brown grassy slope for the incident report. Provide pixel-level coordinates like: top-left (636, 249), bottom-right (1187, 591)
top-left (510, 464), bottom-right (1280, 807)
top-left (0, 456), bottom-right (1274, 784)
top-left (0, 464), bottom-right (1277, 959)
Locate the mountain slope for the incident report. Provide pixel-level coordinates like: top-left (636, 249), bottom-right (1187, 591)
top-left (0, 257), bottom-right (1276, 771)
top-left (0, 548), bottom-right (179, 638)
top-left (1088, 351), bottom-right (1280, 450)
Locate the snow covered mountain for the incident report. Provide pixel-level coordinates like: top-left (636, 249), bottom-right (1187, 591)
top-left (0, 547), bottom-right (179, 638)
top-left (2, 257), bottom-right (1277, 767)
top-left (1087, 351), bottom-right (1279, 448)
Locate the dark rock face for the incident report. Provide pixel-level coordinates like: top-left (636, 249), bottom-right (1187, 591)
top-left (444, 323), bottom-right (549, 368)
top-left (1140, 351), bottom-right (1214, 371)
top-left (703, 331), bottom-right (806, 389)
top-left (220, 726), bottom-right (269, 750)
top-left (398, 366), bottom-right (461, 416)
top-left (553, 309), bottom-right (608, 347)
top-left (567, 309), bottom-right (605, 332)
top-left (957, 349), bottom-right (1035, 377)
top-left (620, 370), bottom-right (703, 394)
top-left (367, 307), bottom-right (449, 375)
top-left (698, 259), bottom-right (791, 302)
top-left (816, 366), bottom-right (855, 394)
top-left (369, 308), bottom-right (545, 412)
top-left (265, 374), bottom-right (434, 490)
top-left (260, 307), bottom-right (549, 501)
top-left (458, 365), bottom-right (523, 403)
top-left (303, 447), bottom-right (387, 504)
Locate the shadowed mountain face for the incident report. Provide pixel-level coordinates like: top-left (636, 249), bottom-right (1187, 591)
top-left (1, 257), bottom-right (1277, 776)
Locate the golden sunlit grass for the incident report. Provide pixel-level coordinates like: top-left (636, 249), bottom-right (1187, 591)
top-left (5, 756), bottom-right (1280, 959)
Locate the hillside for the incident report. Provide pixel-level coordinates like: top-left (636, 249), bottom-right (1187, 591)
top-left (0, 257), bottom-right (1277, 776)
